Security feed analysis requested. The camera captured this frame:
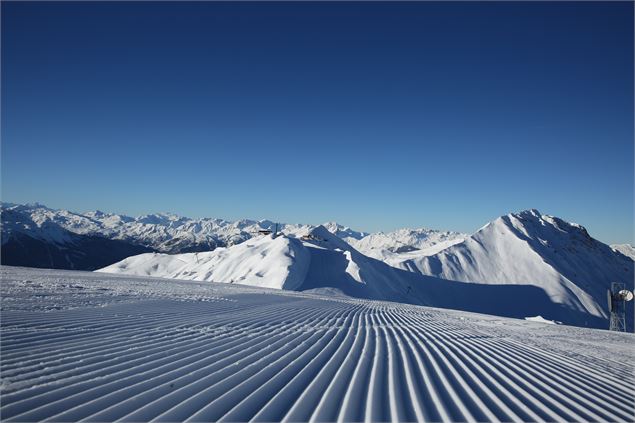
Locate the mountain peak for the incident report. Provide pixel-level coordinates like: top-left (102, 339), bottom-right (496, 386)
top-left (87, 210), bottom-right (106, 218)
top-left (515, 208), bottom-right (542, 218)
top-left (24, 201), bottom-right (51, 209)
top-left (394, 209), bottom-right (633, 330)
top-left (320, 222), bottom-right (367, 240)
top-left (309, 224), bottom-right (336, 238)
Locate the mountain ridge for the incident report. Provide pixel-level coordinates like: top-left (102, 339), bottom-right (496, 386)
top-left (390, 209), bottom-right (633, 330)
top-left (1, 202), bottom-right (455, 269)
top-left (98, 223), bottom-right (614, 329)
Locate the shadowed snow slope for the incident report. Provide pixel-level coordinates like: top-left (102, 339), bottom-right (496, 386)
top-left (99, 225), bottom-right (613, 329)
top-left (393, 210), bottom-right (634, 331)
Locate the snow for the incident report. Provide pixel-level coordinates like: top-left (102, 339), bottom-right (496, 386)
top-left (524, 315), bottom-right (559, 325)
top-left (1, 203), bottom-right (315, 253)
top-left (1, 202), bottom-right (457, 259)
top-left (612, 244), bottom-right (635, 260)
top-left (100, 234), bottom-right (310, 291)
top-left (349, 227), bottom-right (467, 263)
top-left (320, 221), bottom-right (368, 241)
top-left (5, 202), bottom-right (633, 331)
top-left (99, 225), bottom-right (617, 330)
top-left (1, 266), bottom-right (634, 422)
top-left (343, 250), bottom-right (363, 283)
top-left (98, 226), bottom-right (398, 298)
top-left (390, 210), bottom-right (634, 329)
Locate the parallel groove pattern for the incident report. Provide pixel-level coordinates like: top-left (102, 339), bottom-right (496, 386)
top-left (2, 271), bottom-right (634, 422)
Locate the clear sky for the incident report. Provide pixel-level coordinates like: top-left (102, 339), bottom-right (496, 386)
top-left (2, 2), bottom-right (633, 244)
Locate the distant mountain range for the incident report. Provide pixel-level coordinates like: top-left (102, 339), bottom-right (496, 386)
top-left (2, 202), bottom-right (633, 330)
top-left (0, 202), bottom-right (458, 270)
top-left (0, 202), bottom-right (319, 269)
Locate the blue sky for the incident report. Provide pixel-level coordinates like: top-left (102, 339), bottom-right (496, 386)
top-left (2, 2), bottom-right (633, 244)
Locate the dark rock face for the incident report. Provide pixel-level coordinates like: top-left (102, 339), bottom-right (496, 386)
top-left (1, 231), bottom-right (153, 271)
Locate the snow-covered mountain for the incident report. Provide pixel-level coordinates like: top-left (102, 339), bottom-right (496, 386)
top-left (0, 202), bottom-right (461, 271)
top-left (0, 203), bottom-right (321, 269)
top-left (1, 202), bottom-right (311, 252)
top-left (320, 221), bottom-right (368, 242)
top-left (0, 202), bottom-right (473, 272)
top-left (0, 205), bottom-right (153, 270)
top-left (98, 225), bottom-right (420, 299)
top-left (349, 228), bottom-right (467, 263)
top-left (4, 202), bottom-right (633, 330)
top-left (612, 243), bottom-right (635, 260)
top-left (391, 209), bottom-right (634, 330)
top-left (99, 224), bottom-right (613, 329)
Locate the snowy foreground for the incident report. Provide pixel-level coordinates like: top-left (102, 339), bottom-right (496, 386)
top-left (1, 266), bottom-right (634, 423)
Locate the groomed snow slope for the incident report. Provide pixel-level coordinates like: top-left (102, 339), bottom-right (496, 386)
top-left (99, 226), bottom-right (609, 329)
top-left (1, 266), bottom-right (634, 423)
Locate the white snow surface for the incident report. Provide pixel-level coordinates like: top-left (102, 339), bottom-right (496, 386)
top-left (1, 266), bottom-right (634, 423)
top-left (1, 203), bottom-right (314, 252)
top-left (99, 225), bottom-right (617, 329)
top-left (524, 315), bottom-right (558, 325)
top-left (349, 228), bottom-right (467, 263)
top-left (5, 203), bottom-right (632, 330)
top-left (98, 226), bottom-right (416, 304)
top-left (612, 243), bottom-right (635, 260)
top-left (99, 233), bottom-right (311, 291)
top-left (1, 202), bottom-right (454, 257)
top-left (391, 210), bottom-right (634, 325)
top-left (320, 221), bottom-right (368, 241)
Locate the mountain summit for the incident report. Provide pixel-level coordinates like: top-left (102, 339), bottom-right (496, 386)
top-left (392, 209), bottom-right (633, 329)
